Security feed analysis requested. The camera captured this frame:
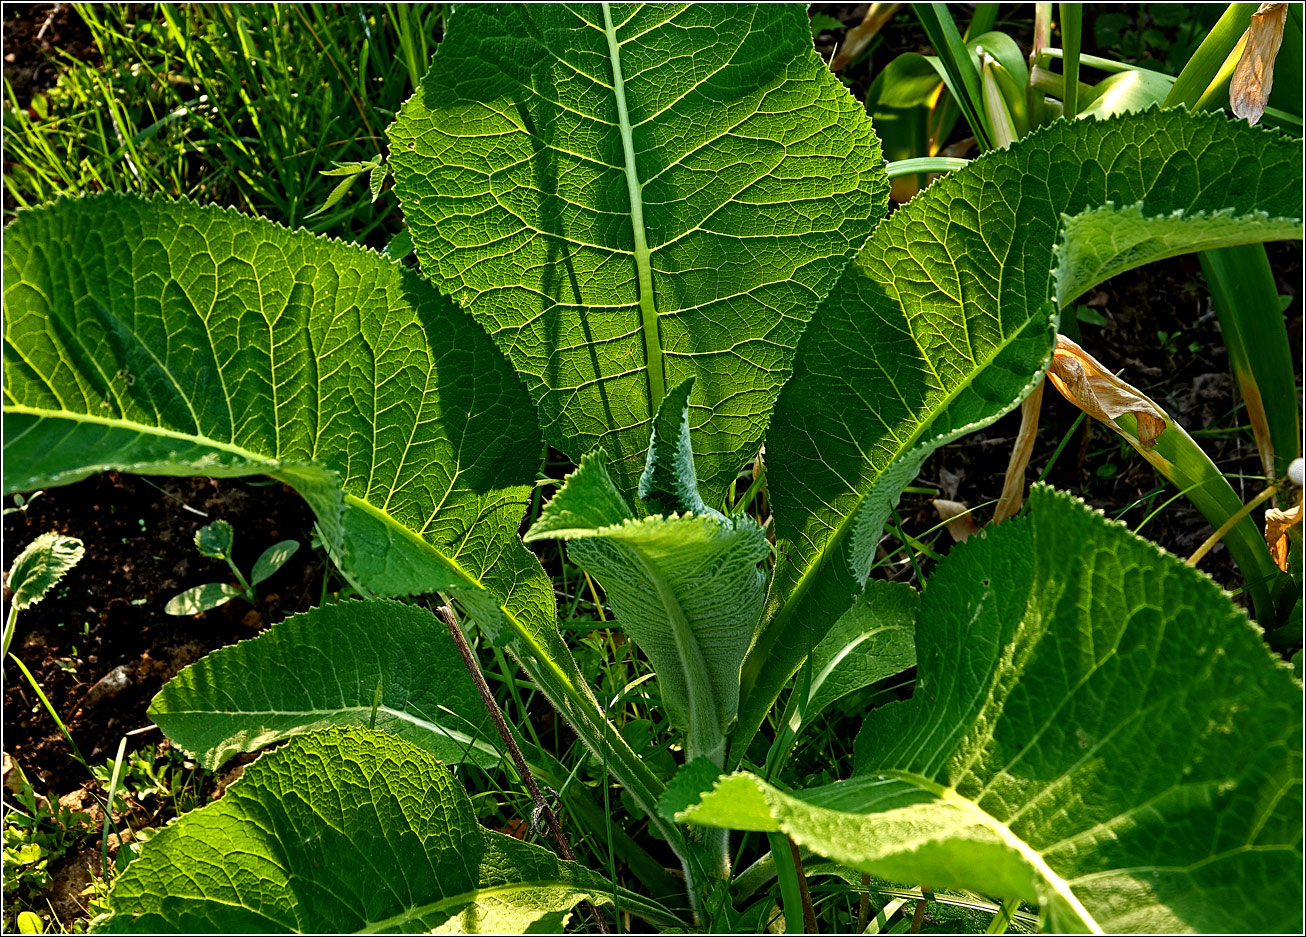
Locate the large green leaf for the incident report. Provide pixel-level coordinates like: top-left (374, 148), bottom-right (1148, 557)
top-left (681, 487), bottom-right (1303, 933)
top-left (2, 194), bottom-right (538, 606)
top-left (526, 448), bottom-right (768, 765)
top-left (736, 108), bottom-right (1305, 753)
top-left (389, 3), bottom-right (888, 499)
top-left (149, 599), bottom-right (497, 771)
top-left (1, 194), bottom-right (680, 850)
top-left (96, 726), bottom-right (683, 933)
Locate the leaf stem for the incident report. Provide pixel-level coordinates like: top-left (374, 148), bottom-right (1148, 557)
top-left (435, 604), bottom-right (610, 935)
top-left (602, 1), bottom-right (665, 414)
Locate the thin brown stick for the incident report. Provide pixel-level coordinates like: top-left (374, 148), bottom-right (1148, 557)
top-left (909, 889), bottom-right (928, 933)
top-left (856, 872), bottom-right (871, 933)
top-left (788, 837), bottom-right (818, 934)
top-left (436, 604), bottom-right (611, 934)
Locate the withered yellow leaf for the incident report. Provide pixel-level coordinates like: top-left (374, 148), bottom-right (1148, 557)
top-left (1264, 501), bottom-right (1303, 572)
top-left (1231, 3), bottom-right (1288, 126)
top-left (1047, 334), bottom-right (1168, 449)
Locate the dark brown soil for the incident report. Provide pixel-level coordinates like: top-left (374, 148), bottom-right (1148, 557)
top-left (1, 3), bottom-right (100, 106)
top-left (3, 474), bottom-right (323, 797)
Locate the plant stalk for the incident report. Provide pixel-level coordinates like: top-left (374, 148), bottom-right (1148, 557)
top-left (1187, 481), bottom-right (1280, 568)
top-left (435, 604), bottom-right (610, 935)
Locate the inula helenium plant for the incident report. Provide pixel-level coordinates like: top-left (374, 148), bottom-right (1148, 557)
top-left (3, 4), bottom-right (1302, 933)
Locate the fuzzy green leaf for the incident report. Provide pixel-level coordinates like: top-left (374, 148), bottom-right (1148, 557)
top-left (638, 377), bottom-right (714, 518)
top-left (737, 108), bottom-right (1305, 752)
top-left (149, 599), bottom-right (497, 772)
top-left (389, 3), bottom-right (888, 499)
top-left (526, 454), bottom-right (768, 764)
top-left (683, 487), bottom-right (1303, 934)
top-left (1054, 202), bottom-right (1304, 308)
top-left (95, 727), bottom-right (681, 933)
top-left (5, 532), bottom-right (85, 612)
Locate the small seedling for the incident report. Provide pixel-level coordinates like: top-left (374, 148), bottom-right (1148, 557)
top-left (2, 491), bottom-right (42, 518)
top-left (3, 533), bottom-right (85, 663)
top-left (165, 520), bottom-right (298, 616)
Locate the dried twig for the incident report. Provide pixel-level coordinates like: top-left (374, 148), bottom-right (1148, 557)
top-left (435, 603), bottom-right (610, 934)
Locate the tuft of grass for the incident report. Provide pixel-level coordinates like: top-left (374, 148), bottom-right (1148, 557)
top-left (3, 4), bottom-right (444, 244)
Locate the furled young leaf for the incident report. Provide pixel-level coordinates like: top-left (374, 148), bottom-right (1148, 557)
top-left (526, 451), bottom-right (768, 764)
top-left (95, 726), bottom-right (682, 933)
top-left (149, 599), bottom-right (497, 771)
top-left (736, 108), bottom-right (1305, 754)
top-left (5, 532), bottom-right (84, 612)
top-left (1, 195), bottom-right (675, 846)
top-left (1054, 202), bottom-right (1303, 308)
top-left (682, 487), bottom-right (1303, 934)
top-left (389, 3), bottom-right (888, 500)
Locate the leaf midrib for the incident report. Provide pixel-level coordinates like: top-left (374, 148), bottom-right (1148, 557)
top-left (156, 704), bottom-right (503, 761)
top-left (873, 770), bottom-right (1102, 933)
top-left (601, 1), bottom-right (664, 414)
top-left (745, 307), bottom-right (1052, 708)
top-left (354, 879), bottom-right (604, 934)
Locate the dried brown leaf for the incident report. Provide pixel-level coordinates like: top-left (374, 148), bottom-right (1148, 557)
top-left (994, 382), bottom-right (1044, 523)
top-left (1231, 3), bottom-right (1288, 126)
top-left (1047, 334), bottom-right (1168, 449)
top-left (933, 499), bottom-right (978, 542)
top-left (831, 3), bottom-right (901, 72)
top-left (1264, 501), bottom-right (1303, 572)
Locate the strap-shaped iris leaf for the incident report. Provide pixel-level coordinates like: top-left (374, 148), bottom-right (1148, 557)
top-left (681, 487), bottom-right (1303, 934)
top-left (389, 3), bottom-right (888, 500)
top-left (96, 726), bottom-right (683, 933)
top-left (738, 108), bottom-right (1305, 751)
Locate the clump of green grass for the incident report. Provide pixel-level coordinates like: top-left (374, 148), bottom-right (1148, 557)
top-left (3, 4), bottom-right (443, 244)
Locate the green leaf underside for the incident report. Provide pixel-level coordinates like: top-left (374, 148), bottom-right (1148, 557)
top-left (389, 3), bottom-right (888, 500)
top-left (1054, 202), bottom-right (1305, 308)
top-left (683, 487), bottom-right (1303, 934)
top-left (2, 193), bottom-right (542, 603)
top-left (526, 454), bottom-right (767, 762)
top-left (6, 532), bottom-right (85, 611)
top-left (739, 108), bottom-right (1305, 752)
top-left (96, 727), bottom-right (679, 934)
top-left (782, 579), bottom-right (918, 739)
top-left (149, 599), bottom-right (497, 772)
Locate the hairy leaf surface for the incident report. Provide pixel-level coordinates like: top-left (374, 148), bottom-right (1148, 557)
top-left (737, 109), bottom-right (1305, 749)
top-left (149, 599), bottom-right (497, 771)
top-left (1054, 202), bottom-right (1304, 308)
top-left (683, 487), bottom-right (1303, 934)
top-left (526, 451), bottom-right (767, 764)
top-left (390, 3), bottom-right (888, 498)
top-left (2, 195), bottom-right (681, 846)
top-left (96, 727), bottom-right (681, 933)
top-left (2, 194), bottom-right (541, 610)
